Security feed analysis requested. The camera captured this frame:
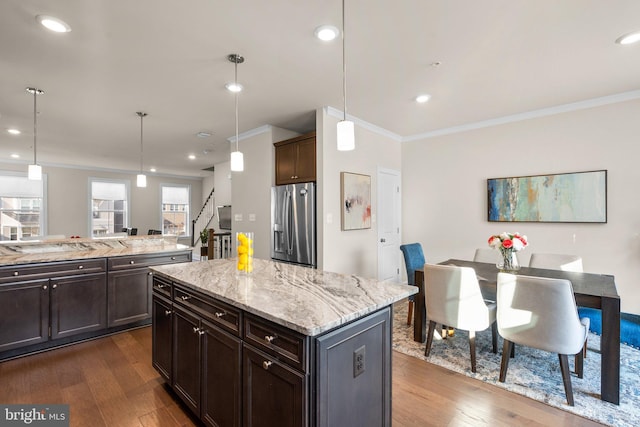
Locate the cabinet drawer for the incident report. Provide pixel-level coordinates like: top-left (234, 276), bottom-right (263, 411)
top-left (108, 251), bottom-right (191, 270)
top-left (0, 259), bottom-right (106, 284)
top-left (152, 276), bottom-right (172, 298)
top-left (244, 314), bottom-right (307, 372)
top-left (174, 286), bottom-right (241, 337)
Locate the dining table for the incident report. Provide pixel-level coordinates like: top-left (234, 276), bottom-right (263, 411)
top-left (413, 259), bottom-right (621, 405)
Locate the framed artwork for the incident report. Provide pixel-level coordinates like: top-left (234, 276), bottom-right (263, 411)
top-left (341, 172), bottom-right (372, 230)
top-left (487, 170), bottom-right (607, 223)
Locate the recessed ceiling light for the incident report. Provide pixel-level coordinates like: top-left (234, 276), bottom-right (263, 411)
top-left (188, 154), bottom-right (196, 160)
top-left (416, 94), bottom-right (431, 103)
top-left (149, 167), bottom-right (156, 172)
top-left (7, 129), bottom-right (21, 135)
top-left (616, 31), bottom-right (640, 45)
top-left (314, 25), bottom-right (340, 41)
top-left (10, 154), bottom-right (19, 159)
top-left (36, 15), bottom-right (71, 33)
top-left (196, 131), bottom-right (212, 138)
top-left (225, 82), bottom-right (243, 93)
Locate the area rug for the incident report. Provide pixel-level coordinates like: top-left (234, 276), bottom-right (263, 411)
top-left (391, 304), bottom-right (640, 426)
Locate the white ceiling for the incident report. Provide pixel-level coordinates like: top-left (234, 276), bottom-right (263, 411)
top-left (1, 0), bottom-right (639, 178)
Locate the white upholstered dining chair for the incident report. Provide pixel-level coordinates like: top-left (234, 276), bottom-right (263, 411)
top-left (496, 273), bottom-right (590, 406)
top-left (424, 263), bottom-right (497, 373)
top-left (473, 248), bottom-right (498, 264)
top-left (529, 253), bottom-right (583, 272)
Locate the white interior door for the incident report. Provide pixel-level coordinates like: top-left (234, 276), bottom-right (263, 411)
top-left (377, 168), bottom-right (401, 282)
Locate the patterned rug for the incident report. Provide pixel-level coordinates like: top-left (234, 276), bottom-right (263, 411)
top-left (391, 303), bottom-right (640, 426)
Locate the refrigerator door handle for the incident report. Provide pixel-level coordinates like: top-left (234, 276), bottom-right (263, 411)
top-left (284, 190), bottom-right (294, 255)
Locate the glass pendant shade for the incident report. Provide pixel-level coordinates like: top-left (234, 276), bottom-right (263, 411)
top-left (230, 151), bottom-right (244, 172)
top-left (137, 173), bottom-right (147, 188)
top-left (28, 164), bottom-right (42, 180)
top-left (337, 120), bottom-right (355, 151)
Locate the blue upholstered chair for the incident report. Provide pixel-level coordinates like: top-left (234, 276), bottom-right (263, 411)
top-left (400, 243), bottom-right (426, 325)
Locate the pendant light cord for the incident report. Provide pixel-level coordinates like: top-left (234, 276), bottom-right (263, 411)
top-left (235, 59), bottom-right (239, 151)
top-left (33, 90), bottom-right (37, 165)
top-left (140, 114), bottom-right (143, 173)
top-left (342, 0), bottom-right (347, 121)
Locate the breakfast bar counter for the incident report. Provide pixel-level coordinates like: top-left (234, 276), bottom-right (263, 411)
top-left (150, 257), bottom-right (417, 427)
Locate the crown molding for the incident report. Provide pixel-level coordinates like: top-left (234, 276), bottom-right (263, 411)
top-left (227, 124), bottom-right (273, 144)
top-left (325, 106), bottom-right (403, 142)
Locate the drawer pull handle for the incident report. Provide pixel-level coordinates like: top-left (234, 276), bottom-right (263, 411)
top-left (43, 285), bottom-right (47, 290)
top-left (130, 260), bottom-right (135, 264)
top-left (52, 284), bottom-right (57, 289)
top-left (181, 295), bottom-right (191, 301)
top-left (198, 330), bottom-right (206, 336)
top-left (157, 283), bottom-right (166, 289)
top-left (262, 361), bottom-right (273, 370)
top-left (193, 326), bottom-right (200, 334)
top-left (171, 257), bottom-right (176, 260)
top-left (148, 272), bottom-right (153, 276)
top-left (164, 310), bottom-right (172, 316)
top-left (78, 265), bottom-right (84, 269)
top-left (13, 272), bottom-right (19, 276)
top-left (215, 311), bottom-right (226, 318)
top-left (264, 335), bottom-right (276, 343)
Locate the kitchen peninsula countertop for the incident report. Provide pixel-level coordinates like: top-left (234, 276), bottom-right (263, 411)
top-left (0, 235), bottom-right (190, 266)
top-left (151, 257), bottom-right (417, 336)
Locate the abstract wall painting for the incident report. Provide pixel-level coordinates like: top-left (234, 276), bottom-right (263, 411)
top-left (487, 170), bottom-right (607, 223)
top-left (341, 172), bottom-right (371, 230)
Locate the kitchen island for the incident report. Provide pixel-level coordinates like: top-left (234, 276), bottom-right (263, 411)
top-left (0, 235), bottom-right (191, 360)
top-left (150, 257), bottom-right (417, 427)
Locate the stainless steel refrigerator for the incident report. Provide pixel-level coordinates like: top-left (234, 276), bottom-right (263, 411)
top-left (271, 182), bottom-right (316, 267)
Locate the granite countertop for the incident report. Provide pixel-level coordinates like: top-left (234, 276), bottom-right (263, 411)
top-left (151, 257), bottom-right (417, 336)
top-left (0, 235), bottom-right (191, 266)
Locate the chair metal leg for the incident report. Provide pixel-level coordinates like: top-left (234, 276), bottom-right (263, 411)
top-left (425, 320), bottom-right (436, 357)
top-left (406, 300), bottom-right (414, 325)
top-left (499, 339), bottom-right (513, 382)
top-left (491, 322), bottom-right (498, 354)
top-left (559, 354), bottom-right (575, 406)
top-left (469, 330), bottom-right (477, 373)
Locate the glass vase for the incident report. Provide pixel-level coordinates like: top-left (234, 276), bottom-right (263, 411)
top-left (236, 232), bottom-right (254, 274)
top-left (497, 248), bottom-right (520, 273)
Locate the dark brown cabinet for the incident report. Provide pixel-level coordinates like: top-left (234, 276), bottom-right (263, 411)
top-left (171, 292), bottom-right (243, 427)
top-left (243, 345), bottom-right (306, 427)
top-left (152, 293), bottom-right (173, 382)
top-left (50, 272), bottom-right (107, 339)
top-left (108, 268), bottom-right (153, 327)
top-left (0, 278), bottom-right (50, 352)
top-left (275, 132), bottom-right (316, 185)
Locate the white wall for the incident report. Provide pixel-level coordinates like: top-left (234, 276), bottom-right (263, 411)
top-left (319, 109), bottom-right (402, 278)
top-left (0, 163), bottom-right (202, 243)
top-left (401, 98), bottom-right (640, 314)
top-left (230, 126), bottom-right (299, 260)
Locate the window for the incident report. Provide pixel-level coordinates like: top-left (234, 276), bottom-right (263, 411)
top-left (0, 173), bottom-right (45, 241)
top-left (90, 179), bottom-right (129, 236)
top-left (162, 185), bottom-right (190, 236)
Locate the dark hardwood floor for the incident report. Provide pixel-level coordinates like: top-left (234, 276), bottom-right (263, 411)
top-left (0, 327), bottom-right (603, 426)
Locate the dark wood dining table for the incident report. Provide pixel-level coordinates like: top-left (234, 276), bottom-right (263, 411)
top-left (413, 259), bottom-right (621, 405)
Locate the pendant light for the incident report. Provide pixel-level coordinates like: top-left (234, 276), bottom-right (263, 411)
top-left (337, 0), bottom-right (355, 151)
top-left (136, 112), bottom-right (148, 187)
top-left (228, 53), bottom-right (245, 172)
top-left (26, 87), bottom-right (44, 180)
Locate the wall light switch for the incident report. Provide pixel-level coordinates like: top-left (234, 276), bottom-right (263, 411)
top-left (234, 214), bottom-right (243, 222)
top-left (249, 214), bottom-right (256, 222)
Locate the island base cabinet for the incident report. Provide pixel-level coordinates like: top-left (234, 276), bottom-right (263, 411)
top-left (152, 294), bottom-right (173, 382)
top-left (243, 345), bottom-right (307, 427)
top-left (202, 321), bottom-right (242, 427)
top-left (50, 272), bottom-right (107, 339)
top-left (315, 307), bottom-right (391, 427)
top-left (173, 305), bottom-right (201, 415)
top-left (0, 279), bottom-right (49, 352)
